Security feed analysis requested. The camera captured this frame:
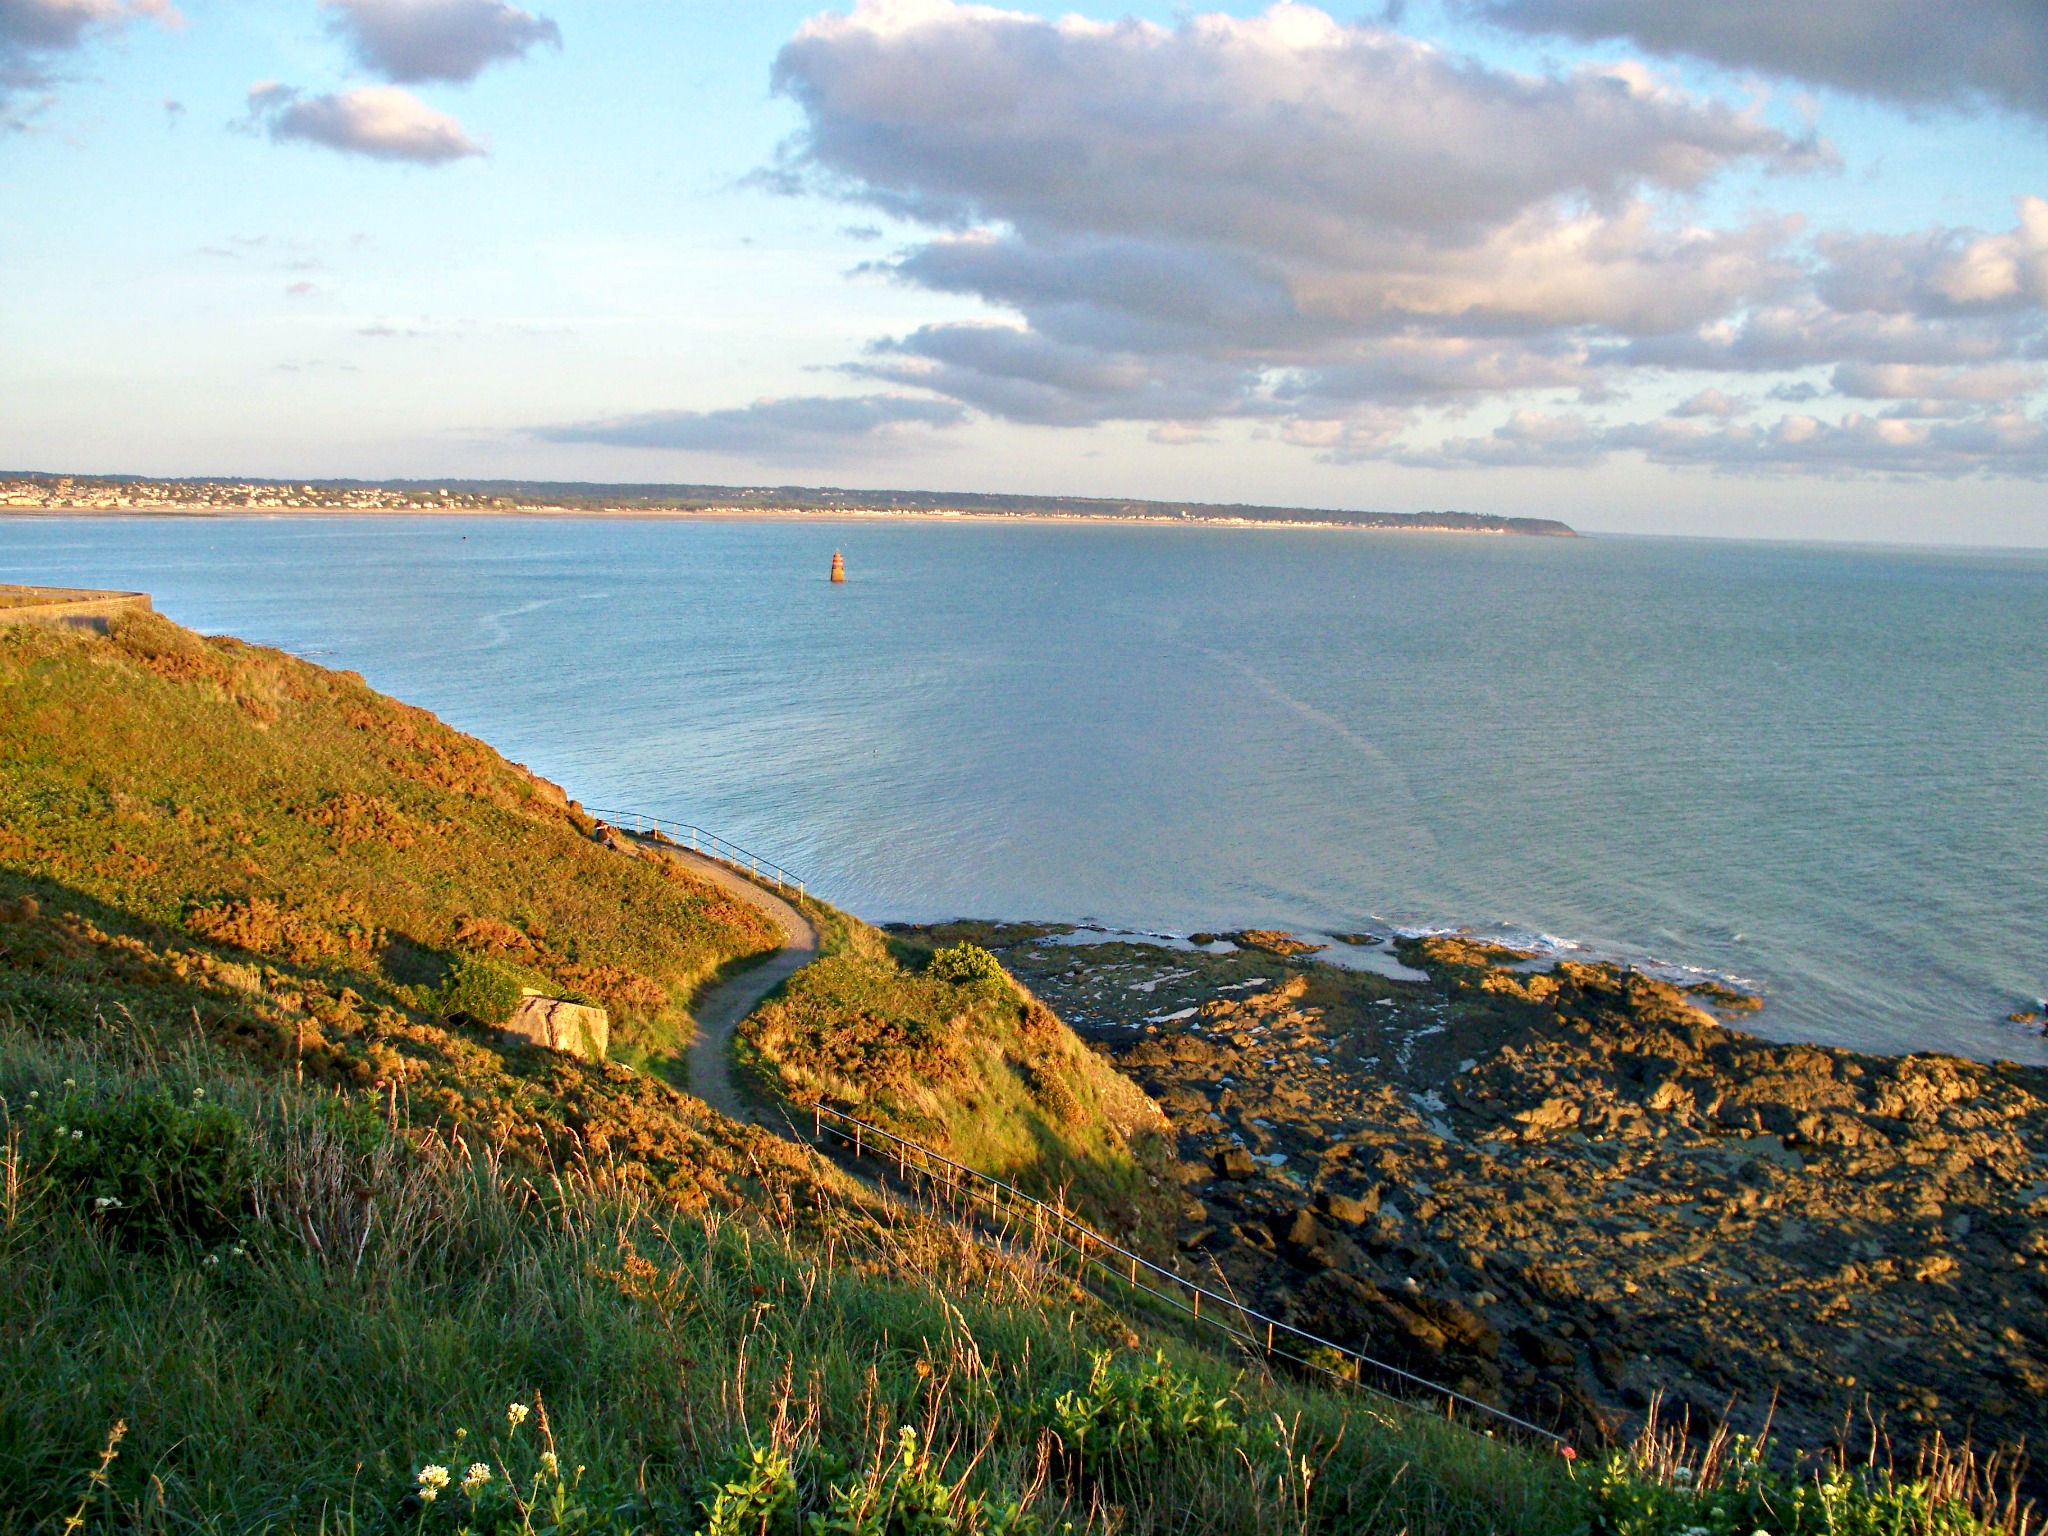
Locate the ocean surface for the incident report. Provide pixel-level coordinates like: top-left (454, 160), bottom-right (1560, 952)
top-left (4, 514), bottom-right (2045, 1065)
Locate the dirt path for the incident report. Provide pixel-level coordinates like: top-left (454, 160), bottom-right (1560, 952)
top-left (649, 844), bottom-right (819, 1125)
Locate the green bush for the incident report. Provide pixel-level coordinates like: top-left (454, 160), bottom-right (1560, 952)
top-left (434, 953), bottom-right (529, 1026)
top-left (1045, 1352), bottom-right (1241, 1475)
top-left (812, 1427), bottom-right (1045, 1536)
top-left (1586, 1440), bottom-right (2009, 1536)
top-left (927, 944), bottom-right (1006, 988)
top-left (30, 1086), bottom-right (250, 1250)
top-left (697, 1444), bottom-right (799, 1536)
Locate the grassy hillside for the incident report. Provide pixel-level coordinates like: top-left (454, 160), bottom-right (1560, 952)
top-left (738, 911), bottom-right (1183, 1249)
top-left (0, 612), bottom-right (810, 1207)
top-left (0, 1020), bottom-right (1602, 1536)
top-left (0, 614), bottom-right (2026, 1536)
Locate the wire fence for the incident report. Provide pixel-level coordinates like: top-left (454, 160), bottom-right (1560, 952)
top-left (585, 806), bottom-right (809, 901)
top-left (583, 807), bottom-right (1568, 1454)
top-left (806, 1101), bottom-right (1574, 1457)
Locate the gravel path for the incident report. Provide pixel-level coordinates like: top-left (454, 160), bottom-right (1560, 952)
top-left (646, 844), bottom-right (819, 1125)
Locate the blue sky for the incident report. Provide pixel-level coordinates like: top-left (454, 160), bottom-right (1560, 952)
top-left (5, 0), bottom-right (2047, 542)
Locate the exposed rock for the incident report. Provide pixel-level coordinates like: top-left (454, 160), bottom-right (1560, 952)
top-left (1317, 1188), bottom-right (1380, 1225)
top-left (915, 919), bottom-right (2048, 1488)
top-left (502, 993), bottom-right (609, 1061)
top-left (1214, 1146), bottom-right (1258, 1180)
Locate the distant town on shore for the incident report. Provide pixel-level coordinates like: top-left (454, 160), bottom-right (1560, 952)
top-left (0, 473), bottom-right (1577, 537)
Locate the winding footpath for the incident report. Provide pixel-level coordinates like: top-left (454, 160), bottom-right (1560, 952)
top-left (652, 844), bottom-right (819, 1125)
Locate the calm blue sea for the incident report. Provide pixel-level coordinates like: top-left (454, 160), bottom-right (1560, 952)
top-left (4, 515), bottom-right (2044, 1064)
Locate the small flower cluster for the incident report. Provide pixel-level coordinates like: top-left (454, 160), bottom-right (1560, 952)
top-left (410, 1397), bottom-right (582, 1528)
top-left (415, 1465), bottom-right (450, 1505)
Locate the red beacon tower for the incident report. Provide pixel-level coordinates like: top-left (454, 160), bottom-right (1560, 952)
top-left (830, 551), bottom-right (846, 584)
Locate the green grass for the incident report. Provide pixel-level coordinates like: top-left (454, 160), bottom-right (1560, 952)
top-left (0, 1023), bottom-right (1588, 1536)
top-left (738, 911), bottom-right (1181, 1249)
top-left (0, 613), bottom-right (779, 1073)
top-left (0, 614), bottom-right (827, 1210)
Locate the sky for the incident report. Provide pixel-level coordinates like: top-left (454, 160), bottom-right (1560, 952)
top-left (4, 0), bottom-right (2047, 543)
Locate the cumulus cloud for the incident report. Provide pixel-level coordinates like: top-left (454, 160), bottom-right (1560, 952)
top-left (1, 0), bottom-right (175, 122)
top-left (1395, 409), bottom-right (1608, 468)
top-left (1610, 410), bottom-right (2048, 477)
top-left (1830, 361), bottom-right (2043, 402)
top-left (1671, 388), bottom-right (1745, 417)
top-left (1463, 0), bottom-right (2048, 121)
top-left (245, 82), bottom-right (482, 163)
top-left (658, 0), bottom-right (2048, 478)
top-left (760, 1), bottom-right (1838, 444)
top-left (323, 0), bottom-right (559, 85)
top-left (538, 394), bottom-right (968, 458)
top-left (1816, 199), bottom-right (2048, 316)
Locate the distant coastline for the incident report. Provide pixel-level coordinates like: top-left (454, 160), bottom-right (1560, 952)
top-left (0, 472), bottom-right (1578, 538)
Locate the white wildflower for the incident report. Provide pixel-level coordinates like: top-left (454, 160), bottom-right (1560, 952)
top-left (1672, 1467), bottom-right (1695, 1483)
top-left (417, 1464), bottom-right (450, 1504)
top-left (71, 1130), bottom-right (82, 1140)
top-left (203, 1254), bottom-right (219, 1267)
top-left (539, 1451), bottom-right (559, 1479)
top-left (93, 1196), bottom-right (122, 1211)
top-left (62, 1079), bottom-right (75, 1088)
top-left (462, 1462), bottom-right (491, 1496)
top-left (506, 1402), bottom-right (530, 1431)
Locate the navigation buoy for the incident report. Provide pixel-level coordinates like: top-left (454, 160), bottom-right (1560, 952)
top-left (830, 551), bottom-right (846, 584)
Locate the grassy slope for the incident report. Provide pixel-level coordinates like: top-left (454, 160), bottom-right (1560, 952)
top-left (0, 1026), bottom-right (1584, 1536)
top-left (0, 613), bottom-right (815, 1209)
top-left (0, 617), bottom-right (2018, 1536)
top-left (739, 910), bottom-right (1183, 1250)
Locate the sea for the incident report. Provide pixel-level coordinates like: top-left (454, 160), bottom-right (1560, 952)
top-left (4, 514), bottom-right (2045, 1065)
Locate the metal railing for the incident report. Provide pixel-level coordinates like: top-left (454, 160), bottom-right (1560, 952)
top-left (585, 806), bottom-right (808, 901)
top-left (806, 1102), bottom-right (1573, 1456)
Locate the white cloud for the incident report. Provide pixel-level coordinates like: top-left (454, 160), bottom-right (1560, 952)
top-left (1671, 388), bottom-right (1745, 417)
top-left (323, 0), bottom-right (559, 85)
top-left (0, 0), bottom-right (175, 50)
top-left (1396, 409), bottom-right (1607, 468)
top-left (1816, 198), bottom-right (2048, 317)
top-left (762, 0), bottom-right (1837, 448)
top-left (1464, 0), bottom-right (2048, 121)
top-left (1, 0), bottom-right (174, 123)
top-left (1830, 361), bottom-right (2042, 403)
top-left (635, 0), bottom-right (2048, 479)
top-left (538, 394), bottom-right (967, 459)
top-left (1611, 410), bottom-right (2048, 477)
top-left (246, 82), bottom-right (483, 164)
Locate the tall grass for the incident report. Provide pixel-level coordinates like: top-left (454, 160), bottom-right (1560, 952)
top-left (0, 1020), bottom-right (1586, 1536)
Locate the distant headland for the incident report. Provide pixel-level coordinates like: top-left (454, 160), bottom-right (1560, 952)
top-left (0, 472), bottom-right (1577, 537)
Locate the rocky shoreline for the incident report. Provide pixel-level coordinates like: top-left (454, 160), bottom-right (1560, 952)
top-left (900, 922), bottom-right (2048, 1484)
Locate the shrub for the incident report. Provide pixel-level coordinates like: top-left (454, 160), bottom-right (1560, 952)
top-left (927, 944), bottom-right (1006, 988)
top-left (31, 1086), bottom-right (251, 1250)
top-left (697, 1444), bottom-right (799, 1536)
top-left (434, 953), bottom-right (529, 1026)
top-left (813, 1427), bottom-right (1043, 1536)
top-left (1586, 1433), bottom-right (2022, 1536)
top-left (1045, 1353), bottom-right (1241, 1475)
